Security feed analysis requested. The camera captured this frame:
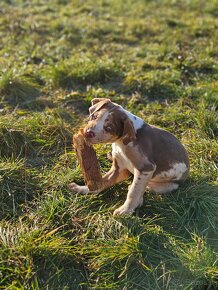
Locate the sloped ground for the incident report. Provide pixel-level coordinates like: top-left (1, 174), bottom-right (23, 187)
top-left (0, 0), bottom-right (217, 289)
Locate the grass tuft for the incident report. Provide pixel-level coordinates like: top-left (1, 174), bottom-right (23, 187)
top-left (0, 70), bottom-right (41, 104)
top-left (0, 221), bottom-right (87, 289)
top-left (142, 182), bottom-right (218, 234)
top-left (0, 157), bottom-right (37, 219)
top-left (0, 112), bottom-right (73, 158)
top-left (170, 233), bottom-right (218, 287)
top-left (46, 57), bottom-right (122, 89)
top-left (195, 101), bottom-right (218, 139)
top-left (0, 0), bottom-right (217, 288)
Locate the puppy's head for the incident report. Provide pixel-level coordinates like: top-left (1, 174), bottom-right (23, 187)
top-left (84, 98), bottom-right (136, 145)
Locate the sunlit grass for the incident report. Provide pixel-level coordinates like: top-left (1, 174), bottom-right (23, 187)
top-left (45, 57), bottom-right (122, 88)
top-left (0, 0), bottom-right (217, 288)
top-left (0, 111), bottom-right (74, 158)
top-left (0, 220), bottom-right (86, 289)
top-left (0, 69), bottom-right (41, 104)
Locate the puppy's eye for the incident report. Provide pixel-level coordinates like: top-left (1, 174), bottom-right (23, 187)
top-left (90, 114), bottom-right (97, 120)
top-left (105, 126), bottom-right (112, 132)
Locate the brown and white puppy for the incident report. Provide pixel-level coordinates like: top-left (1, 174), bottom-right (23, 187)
top-left (70, 98), bottom-right (189, 216)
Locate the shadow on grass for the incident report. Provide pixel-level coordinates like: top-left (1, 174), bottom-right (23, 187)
top-left (138, 180), bottom-right (218, 239)
top-left (98, 180), bottom-right (218, 289)
top-left (180, 64), bottom-right (218, 83)
top-left (72, 178), bottom-right (218, 241)
top-left (80, 177), bottom-right (218, 241)
top-left (0, 158), bottom-right (40, 220)
top-left (0, 112), bottom-right (73, 159)
top-left (0, 221), bottom-right (88, 290)
top-left (33, 251), bottom-right (88, 290)
top-left (122, 77), bottom-right (181, 100)
top-left (0, 71), bottom-right (42, 108)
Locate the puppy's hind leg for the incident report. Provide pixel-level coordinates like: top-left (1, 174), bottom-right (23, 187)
top-left (148, 181), bottom-right (179, 194)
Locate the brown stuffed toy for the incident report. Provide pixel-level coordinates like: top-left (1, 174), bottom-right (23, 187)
top-left (73, 129), bottom-right (103, 191)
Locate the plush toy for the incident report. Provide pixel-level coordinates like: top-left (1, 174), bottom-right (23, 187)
top-left (73, 129), bottom-right (103, 191)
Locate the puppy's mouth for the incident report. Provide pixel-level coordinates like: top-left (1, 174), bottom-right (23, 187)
top-left (84, 129), bottom-right (116, 144)
top-left (84, 134), bottom-right (100, 145)
top-left (85, 135), bottom-right (112, 145)
top-left (87, 137), bottom-right (104, 145)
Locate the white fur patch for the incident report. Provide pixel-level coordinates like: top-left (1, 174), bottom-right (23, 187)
top-left (152, 162), bottom-right (187, 182)
top-left (119, 108), bottom-right (144, 130)
top-left (112, 142), bottom-right (135, 174)
top-left (93, 111), bottom-right (109, 134)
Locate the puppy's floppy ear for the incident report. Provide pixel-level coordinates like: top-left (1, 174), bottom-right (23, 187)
top-left (89, 98), bottom-right (111, 115)
top-left (91, 98), bottom-right (111, 106)
top-left (122, 118), bottom-right (136, 145)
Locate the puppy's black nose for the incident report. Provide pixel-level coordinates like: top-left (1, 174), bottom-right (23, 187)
top-left (85, 129), bottom-right (95, 139)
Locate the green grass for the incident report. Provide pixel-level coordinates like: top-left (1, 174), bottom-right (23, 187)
top-left (0, 0), bottom-right (218, 289)
top-left (45, 56), bottom-right (122, 89)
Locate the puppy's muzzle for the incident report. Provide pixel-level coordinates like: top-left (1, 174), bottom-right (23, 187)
top-left (85, 129), bottom-right (95, 139)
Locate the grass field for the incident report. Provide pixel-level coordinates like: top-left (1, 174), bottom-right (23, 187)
top-left (0, 0), bottom-right (218, 289)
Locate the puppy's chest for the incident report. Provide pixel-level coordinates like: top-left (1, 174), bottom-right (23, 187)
top-left (112, 143), bottom-right (134, 174)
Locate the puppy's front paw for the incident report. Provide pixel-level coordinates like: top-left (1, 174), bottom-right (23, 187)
top-left (69, 183), bottom-right (89, 194)
top-left (113, 204), bottom-right (134, 216)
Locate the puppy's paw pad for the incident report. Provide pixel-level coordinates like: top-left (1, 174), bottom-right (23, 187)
top-left (113, 205), bottom-right (134, 216)
top-left (69, 183), bottom-right (89, 194)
